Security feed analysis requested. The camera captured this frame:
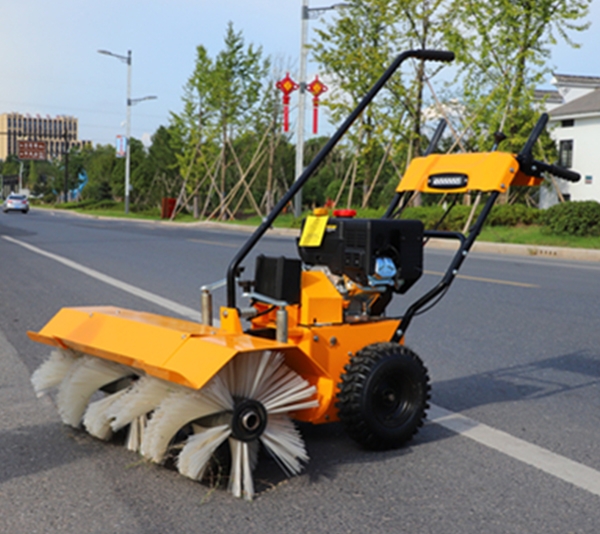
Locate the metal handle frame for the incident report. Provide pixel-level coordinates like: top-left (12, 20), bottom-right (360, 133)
top-left (390, 113), bottom-right (555, 340)
top-left (225, 50), bottom-right (454, 309)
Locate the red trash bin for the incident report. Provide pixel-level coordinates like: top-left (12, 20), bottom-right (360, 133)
top-left (161, 198), bottom-right (176, 219)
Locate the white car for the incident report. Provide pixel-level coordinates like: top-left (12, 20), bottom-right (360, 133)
top-left (2, 193), bottom-right (29, 214)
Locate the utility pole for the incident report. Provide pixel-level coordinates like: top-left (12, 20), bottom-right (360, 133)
top-left (294, 0), bottom-right (310, 218)
top-left (125, 49), bottom-right (132, 213)
top-left (99, 49), bottom-right (156, 214)
top-left (294, 1), bottom-right (349, 218)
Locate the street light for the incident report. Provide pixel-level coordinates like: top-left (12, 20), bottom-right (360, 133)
top-left (98, 49), bottom-right (156, 214)
top-left (294, 1), bottom-right (349, 218)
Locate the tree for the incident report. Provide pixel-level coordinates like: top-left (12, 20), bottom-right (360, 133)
top-left (79, 144), bottom-right (118, 201)
top-left (312, 1), bottom-right (406, 207)
top-left (0, 154), bottom-right (21, 179)
top-left (446, 0), bottom-right (592, 154)
top-left (392, 0), bottom-right (455, 158)
top-left (312, 0), bottom-right (454, 208)
top-left (171, 22), bottom-right (270, 219)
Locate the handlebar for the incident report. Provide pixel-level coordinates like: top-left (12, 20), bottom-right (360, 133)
top-left (516, 112), bottom-right (581, 183)
top-left (412, 50), bottom-right (455, 63)
top-left (534, 161), bottom-right (581, 182)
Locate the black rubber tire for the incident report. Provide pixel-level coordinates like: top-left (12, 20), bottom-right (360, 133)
top-left (336, 342), bottom-right (430, 450)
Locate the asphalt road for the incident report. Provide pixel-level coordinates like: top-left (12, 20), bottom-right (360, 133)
top-left (1, 208), bottom-right (599, 533)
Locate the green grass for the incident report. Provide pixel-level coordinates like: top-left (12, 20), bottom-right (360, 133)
top-left (35, 202), bottom-right (600, 250)
top-left (479, 225), bottom-right (600, 249)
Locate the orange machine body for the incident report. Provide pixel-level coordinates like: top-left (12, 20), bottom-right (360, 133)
top-left (28, 149), bottom-right (544, 426)
top-left (28, 270), bottom-right (399, 425)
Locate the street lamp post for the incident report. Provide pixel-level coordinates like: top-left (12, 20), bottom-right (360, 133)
top-left (294, 1), bottom-right (349, 218)
top-left (125, 50), bottom-right (132, 214)
top-left (98, 49), bottom-right (156, 214)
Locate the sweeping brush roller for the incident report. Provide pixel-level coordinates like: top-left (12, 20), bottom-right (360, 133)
top-left (31, 348), bottom-right (318, 500)
top-left (141, 350), bottom-right (318, 500)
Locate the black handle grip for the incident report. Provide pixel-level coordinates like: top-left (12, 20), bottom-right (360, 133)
top-left (413, 50), bottom-right (455, 63)
top-left (539, 162), bottom-right (581, 183)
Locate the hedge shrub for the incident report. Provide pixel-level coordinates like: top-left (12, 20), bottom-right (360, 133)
top-left (540, 201), bottom-right (600, 237)
top-left (401, 203), bottom-right (540, 231)
top-left (486, 204), bottom-right (540, 226)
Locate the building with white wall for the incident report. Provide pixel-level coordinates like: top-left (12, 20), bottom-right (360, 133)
top-left (545, 75), bottom-right (600, 204)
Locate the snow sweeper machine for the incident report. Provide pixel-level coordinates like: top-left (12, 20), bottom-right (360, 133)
top-left (28, 50), bottom-right (580, 500)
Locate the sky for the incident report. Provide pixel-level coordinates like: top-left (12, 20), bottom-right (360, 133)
top-left (1, 0), bottom-right (599, 148)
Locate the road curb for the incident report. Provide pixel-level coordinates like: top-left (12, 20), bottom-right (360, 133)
top-left (425, 238), bottom-right (600, 262)
top-left (191, 222), bottom-right (600, 262)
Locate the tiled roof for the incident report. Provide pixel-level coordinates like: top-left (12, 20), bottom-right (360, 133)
top-left (552, 73), bottom-right (600, 88)
top-left (549, 88), bottom-right (600, 117)
top-left (534, 89), bottom-right (563, 104)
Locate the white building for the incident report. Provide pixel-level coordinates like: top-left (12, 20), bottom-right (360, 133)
top-left (544, 74), bottom-right (600, 205)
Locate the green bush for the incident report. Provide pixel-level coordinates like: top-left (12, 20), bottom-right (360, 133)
top-left (487, 204), bottom-right (540, 226)
top-left (58, 199), bottom-right (100, 210)
top-left (54, 199), bottom-right (118, 211)
top-left (400, 202), bottom-right (540, 231)
top-left (401, 205), bottom-right (446, 229)
top-left (401, 205), bottom-right (477, 231)
top-left (541, 200), bottom-right (600, 237)
top-left (87, 200), bottom-right (118, 210)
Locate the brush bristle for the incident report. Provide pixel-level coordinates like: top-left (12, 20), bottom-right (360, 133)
top-left (177, 424), bottom-right (231, 480)
top-left (83, 388), bottom-right (129, 440)
top-left (125, 415), bottom-right (147, 452)
top-left (30, 349), bottom-right (79, 397)
top-left (213, 351), bottom-right (317, 499)
top-left (261, 414), bottom-right (309, 475)
top-left (56, 356), bottom-right (133, 427)
top-left (140, 379), bottom-right (232, 463)
top-left (108, 375), bottom-right (174, 432)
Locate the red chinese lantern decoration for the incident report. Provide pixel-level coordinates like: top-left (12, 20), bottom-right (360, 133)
top-left (307, 76), bottom-right (328, 134)
top-left (276, 73), bottom-right (299, 132)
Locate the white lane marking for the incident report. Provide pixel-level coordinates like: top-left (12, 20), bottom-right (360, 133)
top-left (424, 270), bottom-right (539, 288)
top-left (429, 403), bottom-right (600, 497)
top-left (2, 235), bottom-right (202, 322)
top-left (187, 238), bottom-right (239, 248)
